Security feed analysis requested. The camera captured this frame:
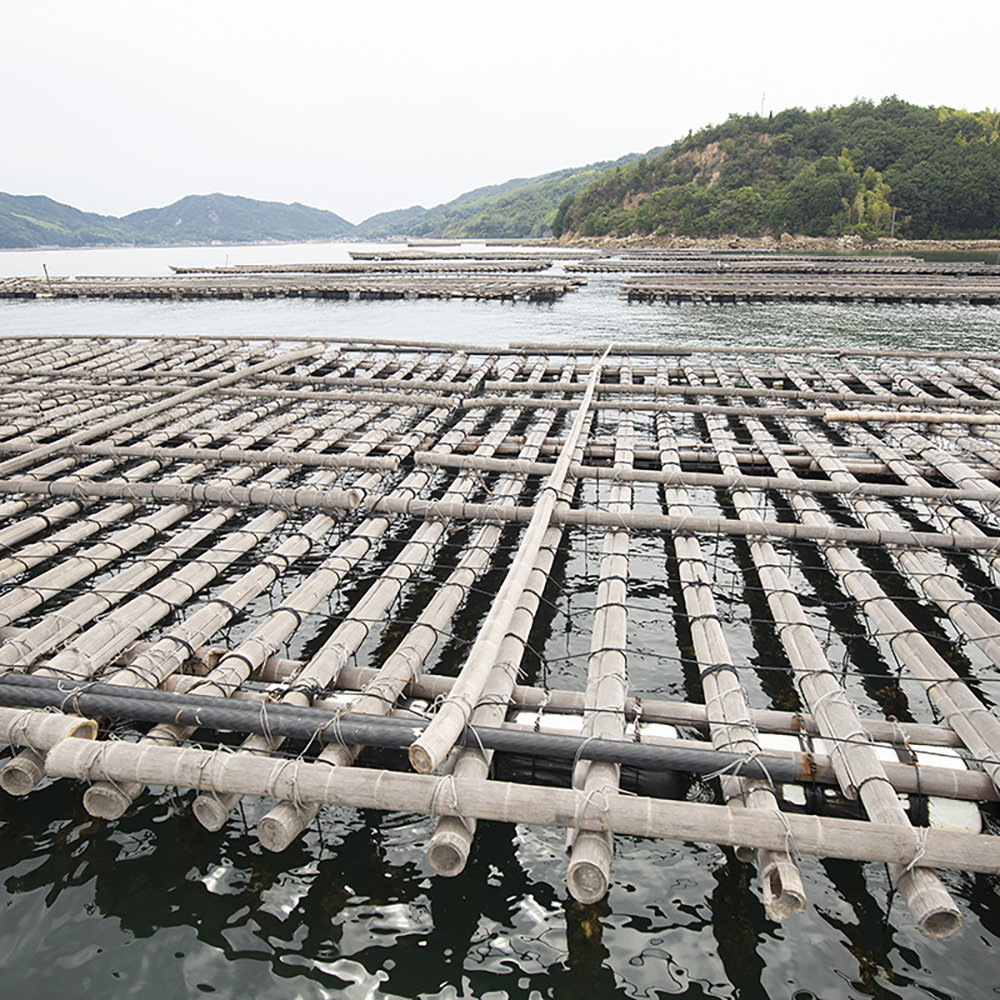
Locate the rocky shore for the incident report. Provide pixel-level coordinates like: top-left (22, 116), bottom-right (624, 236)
top-left (554, 233), bottom-right (1000, 254)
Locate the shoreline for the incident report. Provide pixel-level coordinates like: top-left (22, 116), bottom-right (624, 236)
top-left (6, 235), bottom-right (1000, 255)
top-left (553, 233), bottom-right (1000, 253)
top-left (4, 235), bottom-right (1000, 257)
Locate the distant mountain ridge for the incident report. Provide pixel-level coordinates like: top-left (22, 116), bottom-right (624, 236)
top-left (0, 192), bottom-right (357, 249)
top-left (354, 154), bottom-right (662, 240)
top-left (121, 194), bottom-right (356, 245)
top-left (0, 151), bottom-right (660, 249)
top-left (0, 192), bottom-right (133, 249)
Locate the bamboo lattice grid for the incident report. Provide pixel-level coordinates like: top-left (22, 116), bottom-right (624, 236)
top-left (2, 334), bottom-right (1000, 940)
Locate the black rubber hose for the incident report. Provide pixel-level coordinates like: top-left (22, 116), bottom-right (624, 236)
top-left (0, 672), bottom-right (805, 783)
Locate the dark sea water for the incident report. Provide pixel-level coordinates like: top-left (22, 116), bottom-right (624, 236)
top-left (2, 243), bottom-right (1000, 999)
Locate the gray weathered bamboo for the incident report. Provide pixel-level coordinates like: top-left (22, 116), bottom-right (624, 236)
top-left (42, 738), bottom-right (1000, 876)
top-left (697, 357), bottom-right (961, 939)
top-left (565, 364), bottom-right (633, 904)
top-left (658, 359), bottom-right (806, 922)
top-left (409, 346), bottom-right (612, 774)
top-left (253, 357), bottom-right (576, 850)
top-left (195, 354), bottom-right (539, 835)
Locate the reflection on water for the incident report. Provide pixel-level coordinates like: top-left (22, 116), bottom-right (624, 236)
top-left (2, 243), bottom-right (1000, 998)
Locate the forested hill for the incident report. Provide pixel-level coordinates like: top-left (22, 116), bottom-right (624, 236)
top-left (354, 154), bottom-right (660, 240)
top-left (0, 192), bottom-right (356, 249)
top-left (0, 193), bottom-right (132, 249)
top-left (552, 98), bottom-right (1000, 241)
top-left (122, 194), bottom-right (355, 245)
top-left (0, 155), bottom-right (657, 248)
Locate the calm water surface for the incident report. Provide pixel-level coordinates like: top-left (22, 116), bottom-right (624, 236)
top-left (1, 243), bottom-right (999, 999)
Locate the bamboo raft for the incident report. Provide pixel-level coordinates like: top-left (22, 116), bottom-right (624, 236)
top-left (622, 273), bottom-right (1000, 304)
top-left (0, 272), bottom-right (584, 302)
top-left (571, 255), bottom-right (1000, 277)
top-left (4, 334), bottom-right (1000, 941)
top-left (169, 260), bottom-right (556, 274)
top-left (348, 249), bottom-right (600, 261)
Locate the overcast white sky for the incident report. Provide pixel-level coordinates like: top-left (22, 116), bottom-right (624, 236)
top-left (3, 0), bottom-right (996, 225)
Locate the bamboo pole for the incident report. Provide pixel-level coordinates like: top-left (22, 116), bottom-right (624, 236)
top-left (508, 341), bottom-right (1000, 363)
top-left (253, 356), bottom-right (572, 849)
top-left (0, 440), bottom-right (400, 472)
top-left (217, 432), bottom-right (934, 479)
top-left (566, 364), bottom-right (633, 904)
top-left (658, 360), bottom-right (806, 921)
top-left (412, 452), bottom-right (1000, 506)
top-left (255, 659), bottom-right (964, 749)
top-left (426, 478), bottom-right (578, 876)
top-left (82, 352), bottom-right (491, 818)
top-left (408, 345), bottom-right (612, 774)
top-left (0, 380), bottom-right (462, 410)
top-left (825, 410), bottom-right (1000, 425)
top-left (42, 739), bottom-right (1000, 875)
top-left (0, 706), bottom-right (97, 748)
top-left (8, 367), bottom-right (485, 395)
top-left (465, 395), bottom-right (829, 419)
top-left (164, 680), bottom-right (1000, 803)
top-left (0, 476), bottom-right (364, 511)
top-left (0, 672), bottom-right (949, 791)
top-left (700, 358), bottom-right (960, 939)
top-left (121, 672), bottom-right (988, 804)
top-left (364, 496), bottom-right (1000, 553)
top-left (483, 378), bottom-right (1000, 411)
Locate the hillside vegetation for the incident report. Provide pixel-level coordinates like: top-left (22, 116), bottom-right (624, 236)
top-left (0, 192), bottom-right (356, 249)
top-left (0, 155), bottom-right (655, 248)
top-left (552, 98), bottom-right (1000, 241)
top-left (0, 193), bottom-right (132, 249)
top-left (354, 155), bottom-right (659, 239)
top-left (6, 98), bottom-right (999, 248)
top-left (121, 194), bottom-right (355, 245)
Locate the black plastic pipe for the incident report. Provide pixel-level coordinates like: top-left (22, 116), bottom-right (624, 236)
top-left (0, 672), bottom-right (813, 784)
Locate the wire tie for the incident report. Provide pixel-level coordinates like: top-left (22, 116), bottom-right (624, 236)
top-left (902, 826), bottom-right (930, 875)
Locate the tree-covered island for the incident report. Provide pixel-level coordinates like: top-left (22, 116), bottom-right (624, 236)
top-left (552, 98), bottom-right (1000, 242)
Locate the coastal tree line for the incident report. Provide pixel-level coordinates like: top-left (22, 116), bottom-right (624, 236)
top-left (551, 98), bottom-right (1000, 240)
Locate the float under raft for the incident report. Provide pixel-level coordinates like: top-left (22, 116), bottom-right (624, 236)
top-left (2, 334), bottom-right (1000, 940)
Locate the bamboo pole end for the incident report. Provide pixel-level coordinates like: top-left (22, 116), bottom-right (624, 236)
top-left (258, 801), bottom-right (313, 853)
top-left (82, 781), bottom-right (132, 820)
top-left (918, 908), bottom-right (963, 941)
top-left (0, 751), bottom-right (44, 796)
top-left (896, 865), bottom-right (965, 939)
top-left (408, 741), bottom-right (435, 774)
top-left (192, 794), bottom-right (230, 832)
top-left (567, 858), bottom-right (610, 905)
top-left (427, 822), bottom-right (473, 877)
top-left (65, 718), bottom-right (100, 741)
top-left (759, 852), bottom-right (807, 921)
